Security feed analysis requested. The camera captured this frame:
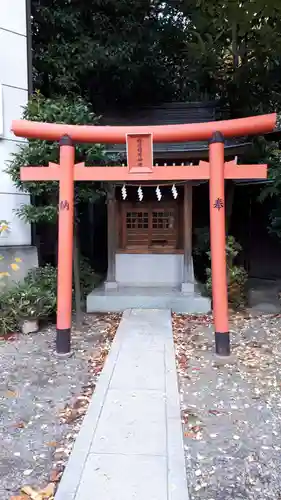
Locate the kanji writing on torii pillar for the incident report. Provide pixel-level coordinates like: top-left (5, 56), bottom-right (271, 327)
top-left (11, 112), bottom-right (280, 356)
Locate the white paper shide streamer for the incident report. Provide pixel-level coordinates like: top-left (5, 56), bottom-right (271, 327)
top-left (156, 185), bottom-right (162, 201)
top-left (138, 186), bottom-right (143, 201)
top-left (121, 184), bottom-right (127, 200)
top-left (171, 184), bottom-right (178, 199)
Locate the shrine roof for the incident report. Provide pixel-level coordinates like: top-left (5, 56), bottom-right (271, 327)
top-left (101, 101), bottom-right (251, 159)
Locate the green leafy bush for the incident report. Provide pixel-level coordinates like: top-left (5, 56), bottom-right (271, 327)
top-left (0, 257), bottom-right (100, 336)
top-left (2, 282), bottom-right (56, 321)
top-left (6, 92), bottom-right (112, 224)
top-left (25, 264), bottom-right (57, 296)
top-left (194, 228), bottom-right (248, 307)
top-left (0, 280), bottom-right (56, 336)
top-left (24, 258), bottom-right (100, 311)
top-left (205, 235), bottom-right (248, 307)
top-left (79, 257), bottom-right (101, 296)
top-left (0, 306), bottom-right (18, 336)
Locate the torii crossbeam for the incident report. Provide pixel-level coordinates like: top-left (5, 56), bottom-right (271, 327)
top-left (12, 112), bottom-right (279, 357)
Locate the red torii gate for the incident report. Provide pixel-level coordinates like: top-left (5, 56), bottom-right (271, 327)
top-left (11, 113), bottom-right (278, 357)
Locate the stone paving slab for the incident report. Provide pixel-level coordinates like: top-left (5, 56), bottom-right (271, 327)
top-left (55, 308), bottom-right (189, 500)
top-left (75, 454), bottom-right (167, 500)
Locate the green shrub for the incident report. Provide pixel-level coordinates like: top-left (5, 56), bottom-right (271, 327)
top-left (79, 257), bottom-right (101, 296)
top-left (194, 228), bottom-right (248, 307)
top-left (25, 264), bottom-right (57, 296)
top-left (1, 271), bottom-right (56, 336)
top-left (24, 258), bottom-right (100, 310)
top-left (206, 265), bottom-right (248, 307)
top-left (2, 282), bottom-right (56, 321)
top-left (205, 235), bottom-right (248, 307)
top-left (0, 258), bottom-right (100, 336)
top-left (0, 305), bottom-right (18, 336)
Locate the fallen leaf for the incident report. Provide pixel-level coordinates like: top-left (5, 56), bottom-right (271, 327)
top-left (10, 263), bottom-right (20, 271)
top-left (59, 407), bottom-right (85, 424)
top-left (49, 470), bottom-right (61, 483)
top-left (0, 333), bottom-right (18, 341)
top-left (38, 483), bottom-right (55, 497)
top-left (21, 485), bottom-right (53, 500)
top-left (21, 487), bottom-right (37, 499)
top-left (208, 409), bottom-right (224, 416)
top-left (45, 441), bottom-right (57, 448)
top-left (0, 271), bottom-right (10, 277)
top-left (12, 421), bottom-right (25, 429)
top-left (5, 390), bottom-right (18, 398)
top-left (10, 496), bottom-right (28, 500)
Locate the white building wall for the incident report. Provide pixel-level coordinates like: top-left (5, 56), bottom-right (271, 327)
top-left (0, 0), bottom-right (32, 246)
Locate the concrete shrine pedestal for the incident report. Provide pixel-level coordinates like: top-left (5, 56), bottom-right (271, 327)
top-left (87, 254), bottom-right (211, 313)
top-left (115, 253), bottom-right (189, 288)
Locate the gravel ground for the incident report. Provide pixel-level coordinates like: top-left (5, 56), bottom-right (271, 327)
top-left (0, 313), bottom-right (120, 500)
top-left (173, 311), bottom-right (281, 500)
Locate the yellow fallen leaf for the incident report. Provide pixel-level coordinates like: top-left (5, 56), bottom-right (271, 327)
top-left (15, 257), bottom-right (22, 263)
top-left (38, 483), bottom-right (55, 497)
top-left (10, 263), bottom-right (20, 271)
top-left (21, 483), bottom-right (55, 500)
top-left (21, 486), bottom-right (42, 500)
top-left (21, 486), bottom-right (41, 500)
top-left (0, 271), bottom-right (10, 277)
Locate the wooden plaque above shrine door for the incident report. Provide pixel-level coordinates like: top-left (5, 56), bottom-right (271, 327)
top-left (117, 200), bottom-right (183, 253)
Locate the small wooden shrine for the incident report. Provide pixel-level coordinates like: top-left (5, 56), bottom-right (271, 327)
top-left (102, 101), bottom-right (250, 295)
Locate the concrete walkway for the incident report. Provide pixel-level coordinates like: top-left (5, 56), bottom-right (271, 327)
top-left (55, 309), bottom-right (189, 500)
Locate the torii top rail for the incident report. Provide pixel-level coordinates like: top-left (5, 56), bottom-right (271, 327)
top-left (11, 112), bottom-right (277, 358)
top-left (12, 112), bottom-right (279, 143)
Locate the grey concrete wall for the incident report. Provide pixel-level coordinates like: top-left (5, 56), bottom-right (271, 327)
top-left (115, 253), bottom-right (184, 286)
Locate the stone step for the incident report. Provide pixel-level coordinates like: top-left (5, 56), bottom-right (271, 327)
top-left (86, 285), bottom-right (211, 314)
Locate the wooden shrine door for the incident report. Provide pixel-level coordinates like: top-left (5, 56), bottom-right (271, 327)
top-left (120, 201), bottom-right (181, 252)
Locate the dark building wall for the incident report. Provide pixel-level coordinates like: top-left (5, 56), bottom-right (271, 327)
top-left (192, 183), bottom-right (281, 281)
top-left (233, 190), bottom-right (281, 280)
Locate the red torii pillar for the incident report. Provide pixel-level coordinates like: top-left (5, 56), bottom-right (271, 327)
top-left (11, 113), bottom-right (277, 356)
top-left (56, 136), bottom-right (75, 354)
top-left (209, 132), bottom-right (230, 355)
